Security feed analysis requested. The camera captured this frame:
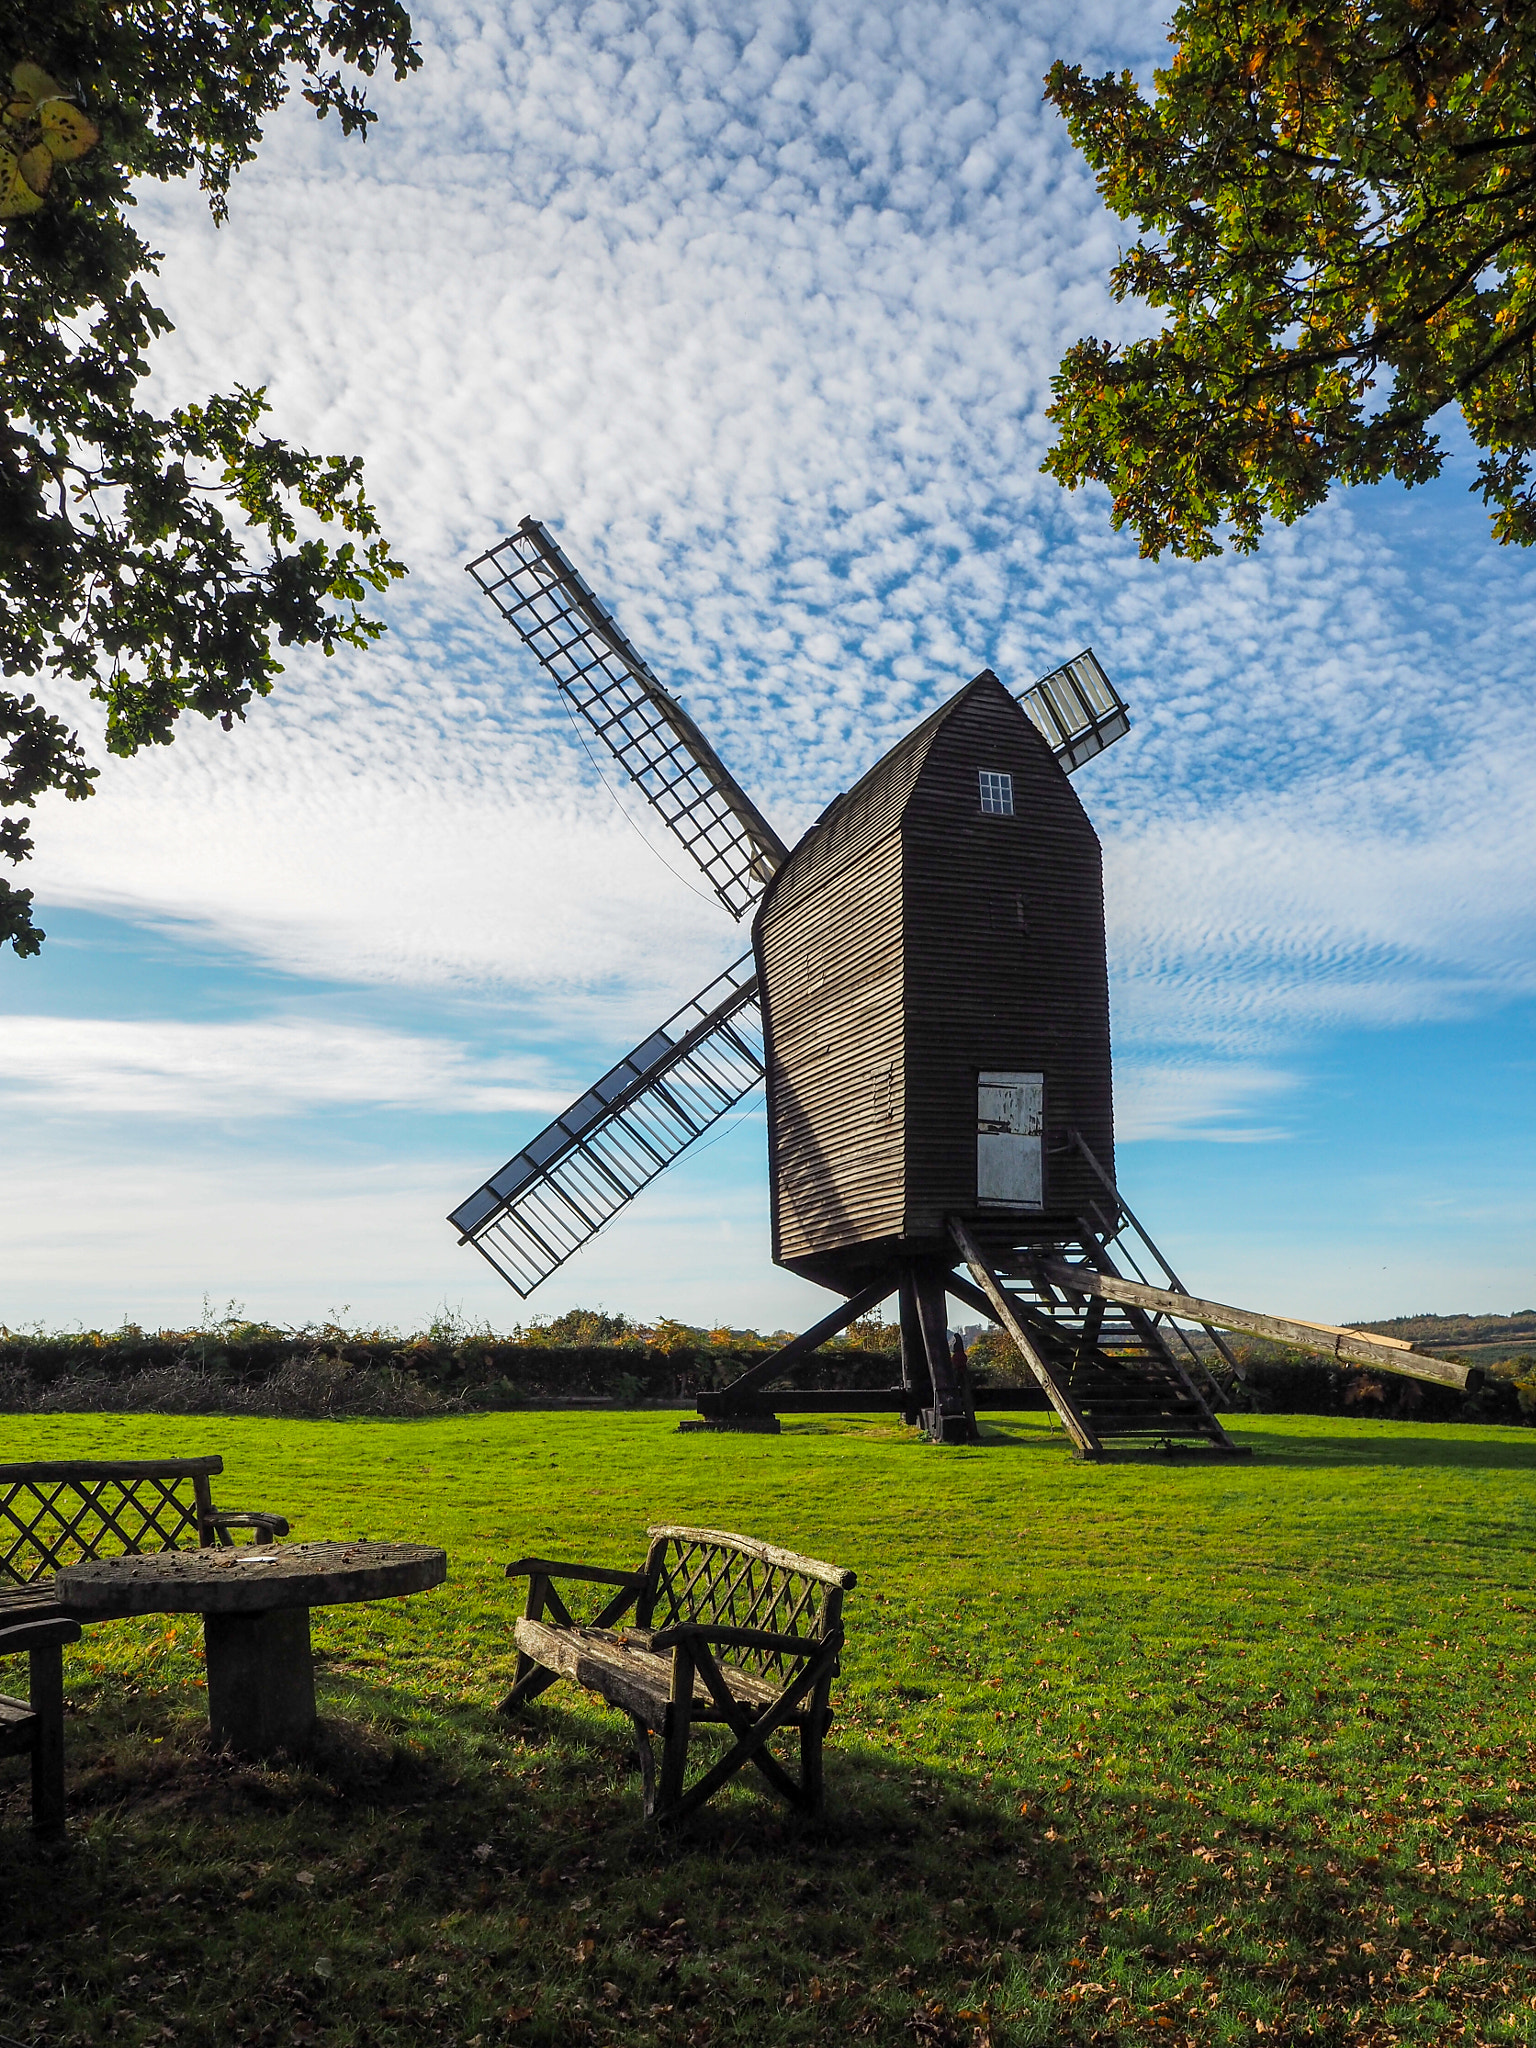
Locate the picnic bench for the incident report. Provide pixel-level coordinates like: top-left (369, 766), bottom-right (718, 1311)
top-left (0, 1456), bottom-right (288, 1833)
top-left (502, 1525), bottom-right (856, 1825)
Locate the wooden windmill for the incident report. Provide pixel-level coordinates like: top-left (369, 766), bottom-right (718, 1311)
top-left (448, 520), bottom-right (1473, 1457)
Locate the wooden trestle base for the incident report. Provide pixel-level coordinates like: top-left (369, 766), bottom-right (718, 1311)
top-left (694, 1208), bottom-right (1469, 1457)
top-left (691, 1223), bottom-right (1250, 1460)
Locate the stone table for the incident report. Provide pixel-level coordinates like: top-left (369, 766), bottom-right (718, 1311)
top-left (55, 1540), bottom-right (447, 1756)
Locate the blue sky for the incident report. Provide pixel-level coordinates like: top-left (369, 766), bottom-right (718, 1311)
top-left (3, 0), bottom-right (1533, 1336)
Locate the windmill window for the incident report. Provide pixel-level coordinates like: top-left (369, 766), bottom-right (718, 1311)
top-left (978, 770), bottom-right (1014, 816)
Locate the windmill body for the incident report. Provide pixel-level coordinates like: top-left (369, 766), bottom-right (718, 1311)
top-left (757, 672), bottom-right (1114, 1295)
top-left (447, 519), bottom-right (1474, 1459)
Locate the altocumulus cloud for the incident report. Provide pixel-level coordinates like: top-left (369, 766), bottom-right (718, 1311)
top-left (16, 0), bottom-right (1536, 1126)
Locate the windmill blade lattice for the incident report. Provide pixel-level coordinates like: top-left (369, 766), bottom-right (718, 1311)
top-left (468, 520), bottom-right (787, 920)
top-left (1019, 649), bottom-right (1130, 770)
top-left (448, 954), bottom-right (765, 1296)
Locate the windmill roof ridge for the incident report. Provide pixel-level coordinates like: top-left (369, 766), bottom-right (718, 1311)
top-left (756, 668), bottom-right (1015, 925)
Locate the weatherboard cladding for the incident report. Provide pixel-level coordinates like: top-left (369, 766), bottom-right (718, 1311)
top-left (755, 670), bottom-right (1115, 1289)
top-left (759, 830), bottom-right (906, 1272)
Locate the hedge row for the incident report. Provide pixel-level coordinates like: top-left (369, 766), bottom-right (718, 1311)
top-left (0, 1324), bottom-right (903, 1419)
top-left (1224, 1345), bottom-right (1535, 1427)
top-left (1, 1324), bottom-right (1529, 1424)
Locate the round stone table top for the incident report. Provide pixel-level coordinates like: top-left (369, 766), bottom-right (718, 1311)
top-left (54, 1539), bottom-right (447, 1617)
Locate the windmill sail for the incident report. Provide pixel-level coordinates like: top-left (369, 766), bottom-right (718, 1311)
top-left (450, 574), bottom-right (1131, 1298)
top-left (1019, 649), bottom-right (1129, 770)
top-left (467, 519), bottom-right (787, 920)
top-left (448, 954), bottom-right (765, 1297)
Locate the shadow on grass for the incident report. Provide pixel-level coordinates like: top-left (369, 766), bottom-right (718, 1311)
top-left (1232, 1425), bottom-right (1536, 1471)
top-left (3, 1671), bottom-right (1529, 2048)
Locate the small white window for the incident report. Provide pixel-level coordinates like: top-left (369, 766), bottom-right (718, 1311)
top-left (978, 769), bottom-right (1014, 815)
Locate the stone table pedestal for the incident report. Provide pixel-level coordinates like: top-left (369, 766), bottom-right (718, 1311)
top-left (56, 1540), bottom-right (447, 1758)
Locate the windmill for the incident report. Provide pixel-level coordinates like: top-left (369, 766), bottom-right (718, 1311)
top-left (447, 520), bottom-right (1474, 1457)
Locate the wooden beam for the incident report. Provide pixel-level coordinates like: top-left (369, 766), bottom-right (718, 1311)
top-left (944, 1270), bottom-right (1001, 1329)
top-left (1037, 1261), bottom-right (1471, 1390)
top-left (948, 1219), bottom-right (1101, 1457)
top-left (707, 1275), bottom-right (895, 1403)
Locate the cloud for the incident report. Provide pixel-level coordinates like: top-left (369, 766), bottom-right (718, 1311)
top-left (14, 1), bottom-right (1536, 1094)
top-left (0, 1015), bottom-right (570, 1119)
top-left (0, 1122), bottom-right (822, 1336)
top-left (1112, 1060), bottom-right (1299, 1143)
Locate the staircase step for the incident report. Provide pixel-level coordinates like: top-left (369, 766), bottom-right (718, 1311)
top-left (963, 1243), bottom-right (1245, 1459)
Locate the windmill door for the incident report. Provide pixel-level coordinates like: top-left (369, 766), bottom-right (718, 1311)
top-left (977, 1072), bottom-right (1044, 1208)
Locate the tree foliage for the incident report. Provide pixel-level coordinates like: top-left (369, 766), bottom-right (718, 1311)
top-left (1043, 1), bottom-right (1536, 558)
top-left (1, 1), bottom-right (419, 956)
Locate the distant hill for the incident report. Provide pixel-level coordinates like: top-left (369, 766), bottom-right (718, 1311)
top-left (1347, 1308), bottom-right (1536, 1364)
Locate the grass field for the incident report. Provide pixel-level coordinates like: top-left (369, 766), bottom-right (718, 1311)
top-left (3, 1409), bottom-right (1533, 2047)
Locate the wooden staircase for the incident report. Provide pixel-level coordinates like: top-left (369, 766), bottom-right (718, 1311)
top-left (949, 1217), bottom-right (1246, 1460)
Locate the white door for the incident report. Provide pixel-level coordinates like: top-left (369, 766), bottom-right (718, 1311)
top-left (977, 1072), bottom-right (1044, 1207)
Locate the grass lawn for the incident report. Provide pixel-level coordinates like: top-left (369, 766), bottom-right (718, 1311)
top-left (2, 1409), bottom-right (1533, 2047)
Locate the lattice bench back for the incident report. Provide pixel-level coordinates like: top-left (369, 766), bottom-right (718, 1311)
top-left (635, 1525), bottom-right (855, 1683)
top-left (0, 1458), bottom-right (225, 1585)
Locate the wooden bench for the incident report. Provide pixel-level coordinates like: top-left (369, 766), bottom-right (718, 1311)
top-left (0, 1612), bottom-right (82, 1835)
top-left (503, 1525), bottom-right (856, 1825)
top-left (0, 1456), bottom-right (288, 1833)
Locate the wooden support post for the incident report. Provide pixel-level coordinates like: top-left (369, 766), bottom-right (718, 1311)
top-left (897, 1266), bottom-right (929, 1422)
top-left (800, 1585), bottom-right (843, 1815)
top-left (658, 1641), bottom-right (695, 1817)
top-left (204, 1607), bottom-right (317, 1757)
top-left (501, 1570), bottom-right (562, 1711)
top-left (510, 1570), bottom-right (544, 1691)
top-left (948, 1219), bottom-right (1102, 1458)
top-left (700, 1274), bottom-right (896, 1412)
top-left (629, 1714), bottom-right (657, 1813)
top-left (635, 1535), bottom-right (668, 1630)
top-left (911, 1261), bottom-right (977, 1443)
top-left (28, 1640), bottom-right (66, 1837)
top-left (192, 1468), bottom-right (221, 1547)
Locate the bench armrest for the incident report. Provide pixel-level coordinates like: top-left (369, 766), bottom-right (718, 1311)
top-left (208, 1510), bottom-right (289, 1542)
top-left (505, 1557), bottom-right (648, 1588)
top-left (0, 1615), bottom-right (82, 1654)
top-left (649, 1623), bottom-right (842, 1657)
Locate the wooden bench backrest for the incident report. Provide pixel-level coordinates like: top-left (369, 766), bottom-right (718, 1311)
top-left (0, 1458), bottom-right (225, 1585)
top-left (636, 1525), bottom-right (856, 1683)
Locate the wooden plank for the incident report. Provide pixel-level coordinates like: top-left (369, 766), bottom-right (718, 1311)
top-left (1037, 1261), bottom-right (1472, 1390)
top-left (515, 1618), bottom-right (671, 1723)
top-left (0, 1694), bottom-right (37, 1759)
top-left (0, 1458), bottom-right (223, 1481)
top-left (649, 1623), bottom-right (828, 1656)
top-left (644, 1526), bottom-right (857, 1591)
top-left (504, 1558), bottom-right (648, 1588)
top-left (511, 1619), bottom-right (792, 1722)
top-left (0, 1590), bottom-right (67, 1633)
top-left (948, 1218), bottom-right (1102, 1457)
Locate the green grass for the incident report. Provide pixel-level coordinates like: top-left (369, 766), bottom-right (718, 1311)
top-left (3, 1409), bottom-right (1534, 2047)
